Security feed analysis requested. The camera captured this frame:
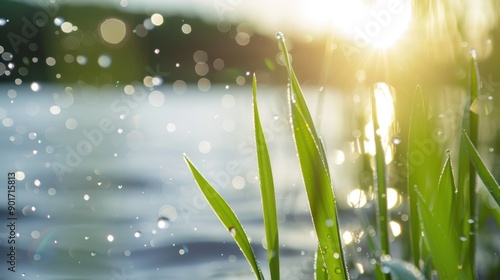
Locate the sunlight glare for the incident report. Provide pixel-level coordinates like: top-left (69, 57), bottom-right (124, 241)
top-left (304, 0), bottom-right (412, 48)
top-left (364, 83), bottom-right (396, 163)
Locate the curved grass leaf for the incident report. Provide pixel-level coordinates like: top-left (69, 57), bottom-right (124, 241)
top-left (462, 131), bottom-right (500, 208)
top-left (381, 259), bottom-right (426, 280)
top-left (184, 156), bottom-right (264, 280)
top-left (253, 75), bottom-right (280, 279)
top-left (278, 33), bottom-right (349, 280)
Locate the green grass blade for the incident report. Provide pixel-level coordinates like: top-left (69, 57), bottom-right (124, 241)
top-left (415, 187), bottom-right (467, 280)
top-left (431, 152), bottom-right (457, 238)
top-left (407, 85), bottom-right (425, 267)
top-left (252, 75), bottom-right (280, 279)
top-left (278, 33), bottom-right (349, 279)
top-left (315, 245), bottom-right (328, 280)
top-left (381, 258), bottom-right (427, 280)
top-left (415, 154), bottom-right (475, 279)
top-left (462, 131), bottom-right (500, 208)
top-left (184, 156), bottom-right (264, 280)
top-left (370, 87), bottom-right (391, 257)
top-left (467, 51), bottom-right (480, 274)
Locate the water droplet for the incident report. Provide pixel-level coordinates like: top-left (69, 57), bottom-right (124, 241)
top-left (90, 251), bottom-right (96, 256)
top-left (380, 254), bottom-right (391, 261)
top-left (467, 219), bottom-right (474, 224)
top-left (382, 266), bottom-right (391, 274)
top-left (325, 219), bottom-right (334, 227)
top-left (134, 231), bottom-right (142, 238)
top-left (333, 252), bottom-right (340, 259)
top-left (334, 267), bottom-right (342, 274)
top-left (157, 217), bottom-right (171, 229)
top-left (275, 31), bottom-right (284, 40)
top-left (459, 236), bottom-right (467, 242)
top-left (228, 227), bottom-right (236, 236)
top-left (154, 48), bottom-right (160, 54)
top-left (390, 136), bottom-right (400, 145)
top-left (107, 235), bottom-right (114, 242)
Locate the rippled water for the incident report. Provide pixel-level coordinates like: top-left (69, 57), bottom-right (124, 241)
top-left (0, 84), bottom-right (349, 279)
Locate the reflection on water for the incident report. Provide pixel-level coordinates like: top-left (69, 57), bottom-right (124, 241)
top-left (0, 84), bottom-right (347, 279)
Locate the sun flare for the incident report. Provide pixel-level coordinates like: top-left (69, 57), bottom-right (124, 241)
top-left (305, 0), bottom-right (412, 48)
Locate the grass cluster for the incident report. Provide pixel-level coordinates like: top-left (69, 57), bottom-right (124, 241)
top-left (183, 34), bottom-right (499, 279)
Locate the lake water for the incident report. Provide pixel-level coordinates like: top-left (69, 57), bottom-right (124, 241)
top-left (0, 83), bottom-right (361, 279)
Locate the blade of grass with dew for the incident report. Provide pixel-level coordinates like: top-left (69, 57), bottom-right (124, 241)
top-left (467, 51), bottom-right (480, 274)
top-left (381, 258), bottom-right (426, 280)
top-left (184, 156), bottom-right (264, 280)
top-left (406, 85), bottom-right (425, 267)
top-left (430, 152), bottom-right (458, 239)
top-left (252, 74), bottom-right (280, 280)
top-left (370, 87), bottom-right (391, 280)
top-left (277, 32), bottom-right (349, 279)
top-left (370, 87), bottom-right (391, 256)
top-left (416, 154), bottom-right (474, 280)
top-left (315, 245), bottom-right (328, 280)
top-left (462, 131), bottom-right (500, 207)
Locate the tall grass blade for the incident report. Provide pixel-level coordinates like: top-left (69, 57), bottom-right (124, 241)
top-left (381, 258), bottom-right (426, 280)
top-left (252, 75), bottom-right (280, 279)
top-left (370, 87), bottom-right (391, 256)
top-left (278, 33), bottom-right (349, 279)
top-left (467, 50), bottom-right (480, 274)
top-left (462, 131), bottom-right (500, 208)
top-left (315, 245), bottom-right (328, 280)
top-left (406, 85), bottom-right (425, 267)
top-left (184, 156), bottom-right (264, 280)
top-left (370, 87), bottom-right (391, 280)
top-left (416, 154), bottom-right (475, 279)
top-left (431, 152), bottom-right (457, 238)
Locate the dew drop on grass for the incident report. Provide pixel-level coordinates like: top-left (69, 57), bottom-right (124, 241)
top-left (468, 219), bottom-right (475, 224)
top-left (275, 31), bottom-right (284, 40)
top-left (228, 227), bottom-right (236, 236)
top-left (459, 236), bottom-right (467, 241)
top-left (392, 136), bottom-right (401, 145)
top-left (157, 217), bottom-right (171, 229)
top-left (335, 267), bottom-right (342, 274)
top-left (382, 266), bottom-right (391, 274)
